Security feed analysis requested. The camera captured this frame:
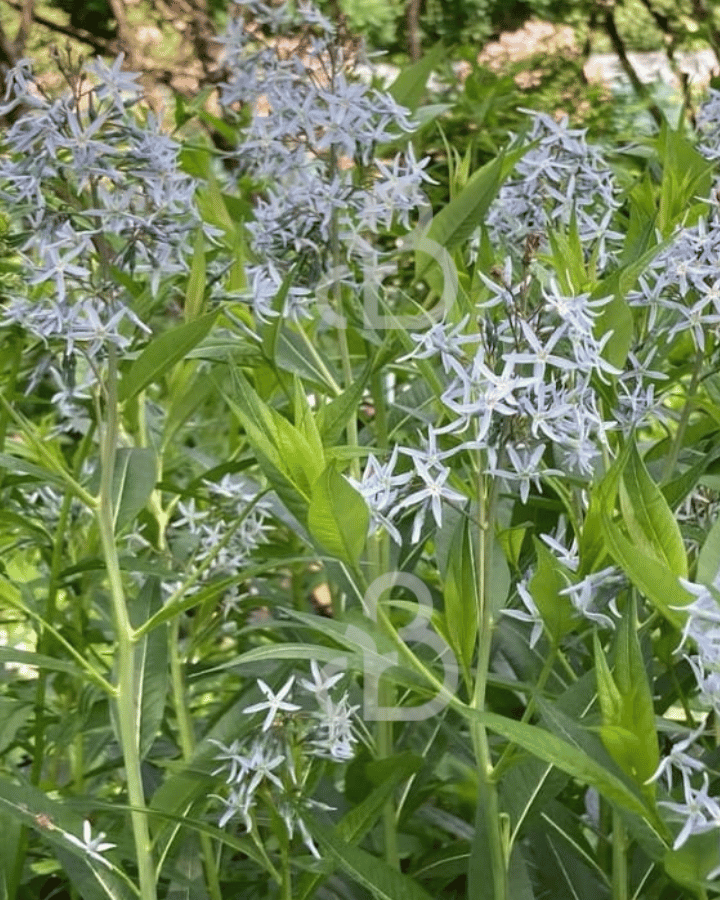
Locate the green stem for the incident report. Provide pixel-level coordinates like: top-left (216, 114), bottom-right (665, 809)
top-left (97, 346), bottom-right (156, 900)
top-left (169, 618), bottom-right (223, 900)
top-left (611, 810), bottom-right (628, 900)
top-left (470, 465), bottom-right (508, 900)
top-left (368, 532), bottom-right (400, 869)
top-left (367, 366), bottom-right (399, 864)
top-left (662, 348), bottom-right (703, 483)
top-left (0, 336), bottom-right (21, 493)
top-left (281, 841), bottom-right (292, 900)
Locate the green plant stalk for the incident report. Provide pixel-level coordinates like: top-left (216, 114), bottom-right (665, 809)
top-left (367, 367), bottom-right (400, 866)
top-left (369, 531), bottom-right (400, 869)
top-left (0, 337), bottom-right (22, 493)
top-left (297, 324), bottom-right (343, 396)
top-left (662, 348), bottom-right (703, 483)
top-left (168, 618), bottom-right (223, 900)
top-left (612, 809), bottom-right (628, 900)
top-left (470, 467), bottom-right (508, 900)
top-left (281, 840), bottom-right (292, 900)
top-left (97, 346), bottom-right (156, 900)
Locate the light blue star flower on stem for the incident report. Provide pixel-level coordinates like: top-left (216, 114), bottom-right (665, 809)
top-left (243, 676), bottom-right (301, 731)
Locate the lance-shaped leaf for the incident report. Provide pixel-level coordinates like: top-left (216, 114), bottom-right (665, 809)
top-left (388, 42), bottom-right (445, 112)
top-left (593, 599), bottom-right (659, 798)
top-left (415, 143), bottom-right (528, 283)
top-left (119, 310), bottom-right (218, 401)
top-left (619, 444), bottom-right (687, 578)
top-left (529, 538), bottom-right (578, 642)
top-left (305, 814), bottom-right (434, 900)
top-left (597, 441), bottom-right (692, 627)
top-left (0, 776), bottom-right (132, 900)
top-left (128, 577), bottom-right (168, 760)
top-left (441, 512), bottom-right (478, 682)
top-left (224, 371), bottom-right (325, 520)
top-left (463, 709), bottom-right (669, 842)
top-left (293, 376), bottom-right (324, 463)
top-left (308, 462), bottom-right (368, 569)
top-left (112, 447), bottom-right (157, 532)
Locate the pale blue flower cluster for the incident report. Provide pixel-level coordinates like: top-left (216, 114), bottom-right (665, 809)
top-left (0, 52), bottom-right (208, 364)
top-left (484, 110), bottom-right (623, 266)
top-left (212, 0), bottom-right (434, 323)
top-left (211, 662), bottom-right (358, 855)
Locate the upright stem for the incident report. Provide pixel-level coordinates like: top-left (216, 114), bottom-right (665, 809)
top-left (470, 464), bottom-right (508, 900)
top-left (97, 346), bottom-right (157, 900)
top-left (0, 337), bottom-right (21, 493)
top-left (280, 842), bottom-right (292, 900)
top-left (662, 349), bottom-right (703, 483)
top-left (369, 531), bottom-right (400, 869)
top-left (611, 810), bottom-right (628, 900)
top-left (169, 618), bottom-right (223, 900)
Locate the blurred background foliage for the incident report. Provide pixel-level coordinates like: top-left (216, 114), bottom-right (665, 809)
top-left (0, 0), bottom-right (717, 132)
top-left (0, 0), bottom-right (719, 218)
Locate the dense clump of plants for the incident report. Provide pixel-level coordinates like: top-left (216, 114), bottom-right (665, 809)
top-left (4, 2), bottom-right (720, 899)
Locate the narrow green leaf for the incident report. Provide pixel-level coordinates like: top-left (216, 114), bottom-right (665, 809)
top-left (465, 709), bottom-right (668, 840)
top-left (697, 513), bottom-right (720, 585)
top-left (662, 442), bottom-right (720, 510)
top-left (0, 647), bottom-right (83, 677)
top-left (225, 372), bottom-right (323, 500)
top-left (594, 606), bottom-right (659, 796)
top-left (442, 513), bottom-right (478, 679)
top-left (612, 597), bottom-right (659, 788)
top-left (593, 293), bottom-right (633, 370)
top-left (128, 578), bottom-right (168, 760)
top-left (0, 807), bottom-right (22, 899)
top-left (316, 361), bottom-right (372, 445)
top-left (594, 631), bottom-right (623, 728)
top-left (0, 699), bottom-right (31, 754)
top-left (112, 448), bottom-right (157, 532)
top-left (0, 776), bottom-right (133, 900)
top-left (530, 538), bottom-right (577, 642)
top-left (600, 512), bottom-right (692, 628)
top-left (184, 229), bottom-right (206, 321)
top-left (416, 144), bottom-right (527, 282)
top-left (596, 442), bottom-right (692, 626)
top-left (656, 124), bottom-right (713, 235)
top-left (387, 42), bottom-right (445, 112)
top-left (260, 268), bottom-right (296, 363)
top-left (620, 444), bottom-right (687, 577)
top-left (0, 452), bottom-right (66, 488)
top-left (119, 311), bottom-right (218, 402)
top-left (294, 377), bottom-right (324, 465)
top-left (308, 463), bottom-right (368, 568)
top-left (305, 814), bottom-right (434, 900)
